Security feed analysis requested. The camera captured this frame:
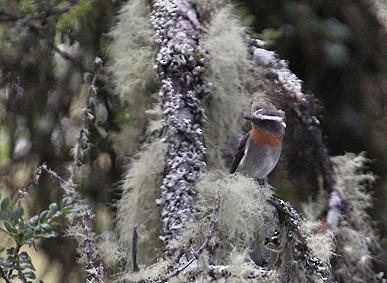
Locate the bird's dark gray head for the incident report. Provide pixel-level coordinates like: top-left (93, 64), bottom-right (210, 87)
top-left (243, 109), bottom-right (286, 137)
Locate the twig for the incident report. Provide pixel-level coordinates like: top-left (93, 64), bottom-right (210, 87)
top-left (83, 212), bottom-right (104, 283)
top-left (69, 58), bottom-right (100, 187)
top-left (17, 59), bottom-right (103, 282)
top-left (16, 163), bottom-right (72, 206)
top-left (2, 7), bottom-right (104, 282)
top-left (157, 258), bottom-right (196, 283)
top-left (16, 165), bottom-right (44, 206)
top-left (40, 164), bottom-right (68, 185)
top-left (0, 265), bottom-right (12, 283)
top-left (66, 58), bottom-right (104, 283)
top-left (14, 60), bottom-right (104, 282)
top-left (132, 225), bottom-right (140, 272)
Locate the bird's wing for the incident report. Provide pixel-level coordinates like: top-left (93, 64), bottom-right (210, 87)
top-left (230, 132), bottom-right (250, 174)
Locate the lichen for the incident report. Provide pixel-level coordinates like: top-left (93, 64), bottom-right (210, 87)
top-left (109, 0), bottom-right (158, 156)
top-left (150, 0), bottom-right (208, 255)
top-left (189, 172), bottom-right (276, 263)
top-left (116, 139), bottom-right (165, 268)
top-left (200, 4), bottom-right (254, 168)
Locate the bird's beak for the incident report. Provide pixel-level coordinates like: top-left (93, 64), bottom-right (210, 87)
top-left (243, 116), bottom-right (255, 122)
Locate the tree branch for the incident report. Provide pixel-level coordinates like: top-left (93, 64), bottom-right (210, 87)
top-left (151, 0), bottom-right (209, 256)
top-left (269, 195), bottom-right (336, 283)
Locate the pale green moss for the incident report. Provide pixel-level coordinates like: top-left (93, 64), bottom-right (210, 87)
top-left (109, 0), bottom-right (158, 156)
top-left (227, 250), bottom-right (280, 282)
top-left (116, 258), bottom-right (169, 282)
top-left (99, 234), bottom-right (125, 270)
top-left (332, 153), bottom-right (375, 226)
top-left (187, 172), bottom-right (276, 264)
top-left (200, 5), bottom-right (254, 168)
top-left (109, 0), bottom-right (157, 102)
top-left (330, 153), bottom-right (379, 282)
top-left (116, 139), bottom-right (165, 268)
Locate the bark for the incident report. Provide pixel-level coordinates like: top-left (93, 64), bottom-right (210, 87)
top-left (151, 0), bottom-right (208, 256)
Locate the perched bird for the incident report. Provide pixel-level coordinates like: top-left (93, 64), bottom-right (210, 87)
top-left (230, 107), bottom-right (286, 183)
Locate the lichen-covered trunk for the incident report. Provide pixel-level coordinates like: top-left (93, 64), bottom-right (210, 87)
top-left (151, 0), bottom-right (208, 256)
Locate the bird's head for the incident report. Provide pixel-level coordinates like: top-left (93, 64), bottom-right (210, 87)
top-left (243, 108), bottom-right (286, 137)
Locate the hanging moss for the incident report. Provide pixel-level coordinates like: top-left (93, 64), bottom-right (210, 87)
top-left (116, 139), bottom-right (165, 269)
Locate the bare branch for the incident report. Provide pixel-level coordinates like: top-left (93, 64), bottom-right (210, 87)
top-left (83, 213), bottom-right (104, 283)
top-left (65, 58), bottom-right (105, 283)
top-left (68, 64), bottom-right (99, 187)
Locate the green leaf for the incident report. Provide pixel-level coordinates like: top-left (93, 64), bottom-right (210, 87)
top-left (48, 203), bottom-right (59, 212)
top-left (40, 223), bottom-right (50, 229)
top-left (61, 196), bottom-right (73, 208)
top-left (1, 197), bottom-right (11, 212)
top-left (38, 210), bottom-right (49, 222)
top-left (24, 271), bottom-right (36, 279)
top-left (3, 220), bottom-right (17, 235)
top-left (56, 0), bottom-right (93, 32)
top-left (6, 247), bottom-right (16, 256)
top-left (19, 251), bottom-right (32, 263)
top-left (47, 203), bottom-right (61, 218)
top-left (51, 211), bottom-right (62, 219)
top-left (10, 207), bottom-right (24, 222)
top-left (27, 215), bottom-right (39, 226)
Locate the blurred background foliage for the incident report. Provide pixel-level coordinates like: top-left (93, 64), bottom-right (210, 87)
top-left (0, 0), bottom-right (385, 281)
top-left (0, 0), bottom-right (122, 281)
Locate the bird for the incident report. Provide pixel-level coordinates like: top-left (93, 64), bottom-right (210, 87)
top-left (230, 107), bottom-right (286, 183)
